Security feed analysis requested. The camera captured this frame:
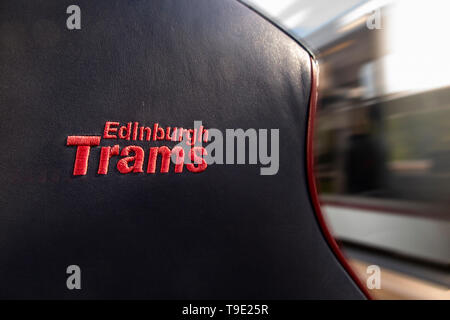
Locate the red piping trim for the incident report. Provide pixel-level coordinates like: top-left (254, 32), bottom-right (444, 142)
top-left (306, 57), bottom-right (372, 299)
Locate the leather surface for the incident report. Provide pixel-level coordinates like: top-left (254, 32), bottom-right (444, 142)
top-left (0, 0), bottom-right (365, 299)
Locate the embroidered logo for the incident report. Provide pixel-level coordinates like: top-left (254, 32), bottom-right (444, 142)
top-left (67, 121), bottom-right (208, 176)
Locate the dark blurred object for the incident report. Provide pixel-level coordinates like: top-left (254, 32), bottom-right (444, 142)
top-left (345, 132), bottom-right (387, 194)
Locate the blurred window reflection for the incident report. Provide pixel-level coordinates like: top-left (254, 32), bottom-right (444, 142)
top-left (245, 0), bottom-right (450, 299)
top-left (306, 0), bottom-right (450, 214)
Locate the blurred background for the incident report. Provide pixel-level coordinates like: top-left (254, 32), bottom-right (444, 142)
top-left (244, 0), bottom-right (449, 299)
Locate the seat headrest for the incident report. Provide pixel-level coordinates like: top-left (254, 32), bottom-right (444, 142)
top-left (0, 0), bottom-right (366, 299)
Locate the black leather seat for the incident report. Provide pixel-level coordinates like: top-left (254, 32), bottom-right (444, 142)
top-left (0, 0), bottom-right (367, 299)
